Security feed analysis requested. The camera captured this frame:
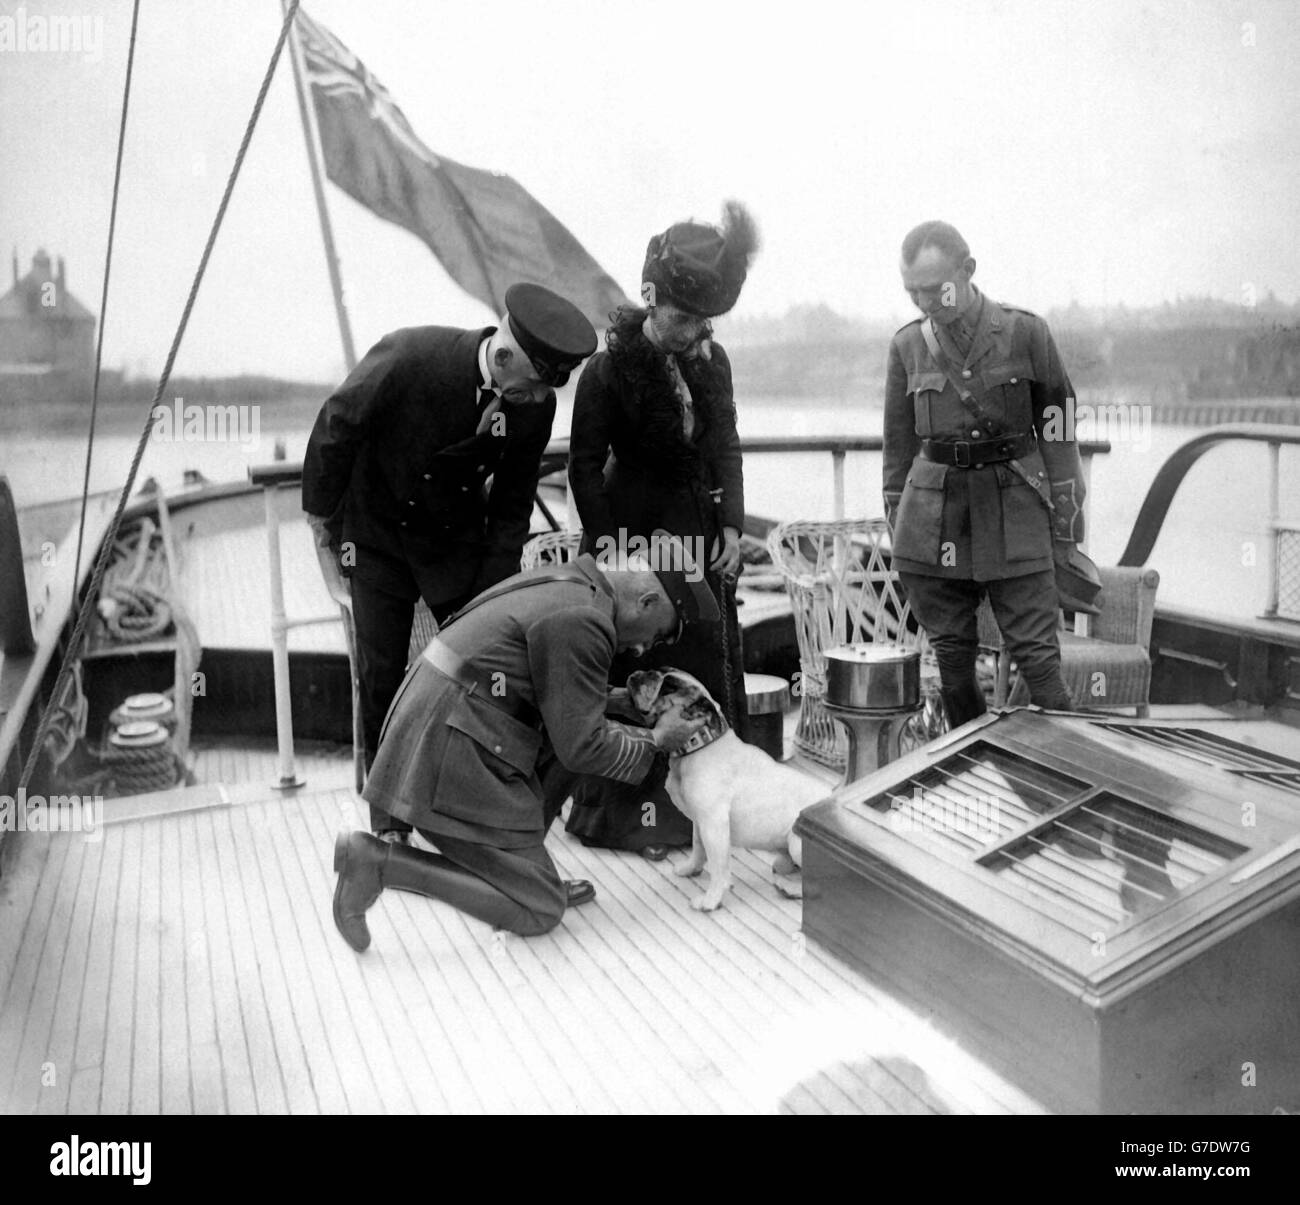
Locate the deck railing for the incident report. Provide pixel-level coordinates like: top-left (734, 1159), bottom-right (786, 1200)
top-left (247, 434), bottom-right (1112, 786)
top-left (1118, 424), bottom-right (1300, 621)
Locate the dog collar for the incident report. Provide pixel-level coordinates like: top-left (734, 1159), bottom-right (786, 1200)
top-left (670, 722), bottom-right (729, 759)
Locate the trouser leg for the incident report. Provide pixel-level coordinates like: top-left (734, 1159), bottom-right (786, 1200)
top-left (898, 572), bottom-right (986, 727)
top-left (985, 569), bottom-right (1072, 710)
top-left (350, 577), bottom-right (415, 834)
top-left (414, 831), bottom-right (568, 937)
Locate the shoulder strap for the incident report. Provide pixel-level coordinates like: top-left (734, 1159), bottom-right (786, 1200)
top-left (921, 318), bottom-right (989, 420)
top-left (439, 564), bottom-right (594, 630)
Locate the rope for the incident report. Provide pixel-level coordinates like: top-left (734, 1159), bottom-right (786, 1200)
top-left (97, 519), bottom-right (174, 641)
top-left (101, 584), bottom-right (173, 642)
top-left (71, 0), bottom-right (141, 587)
top-left (16, 0), bottom-right (302, 800)
top-left (99, 741), bottom-right (183, 795)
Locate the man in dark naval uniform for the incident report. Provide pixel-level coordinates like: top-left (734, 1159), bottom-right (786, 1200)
top-left (883, 220), bottom-right (1085, 728)
top-left (302, 284), bottom-right (598, 841)
top-left (330, 539), bottom-right (719, 948)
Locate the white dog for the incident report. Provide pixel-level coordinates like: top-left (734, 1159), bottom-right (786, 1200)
top-left (628, 667), bottom-right (829, 911)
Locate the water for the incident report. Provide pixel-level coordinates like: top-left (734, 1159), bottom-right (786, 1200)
top-left (4, 394), bottom-right (1296, 620)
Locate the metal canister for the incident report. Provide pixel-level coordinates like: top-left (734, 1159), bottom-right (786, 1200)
top-left (743, 672), bottom-right (791, 760)
top-left (824, 644), bottom-right (921, 711)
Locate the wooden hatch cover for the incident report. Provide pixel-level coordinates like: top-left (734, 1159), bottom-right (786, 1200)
top-left (797, 709), bottom-right (1300, 1114)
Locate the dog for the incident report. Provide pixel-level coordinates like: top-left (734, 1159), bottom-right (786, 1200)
top-left (628, 667), bottom-right (829, 911)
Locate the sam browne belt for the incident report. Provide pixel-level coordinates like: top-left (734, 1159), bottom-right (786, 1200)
top-left (422, 639), bottom-right (538, 725)
top-left (920, 432), bottom-right (1036, 468)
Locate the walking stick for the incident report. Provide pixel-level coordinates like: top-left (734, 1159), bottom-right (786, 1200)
top-left (710, 488), bottom-right (740, 730)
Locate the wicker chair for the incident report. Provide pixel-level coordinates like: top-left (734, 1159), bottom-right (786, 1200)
top-left (978, 566), bottom-right (1161, 715)
top-left (521, 529), bottom-right (583, 569)
top-left (766, 518), bottom-right (944, 768)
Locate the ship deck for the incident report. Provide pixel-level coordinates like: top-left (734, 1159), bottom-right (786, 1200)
top-left (0, 739), bottom-right (1048, 1115)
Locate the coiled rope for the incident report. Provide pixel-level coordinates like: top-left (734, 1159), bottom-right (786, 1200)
top-left (100, 740), bottom-right (185, 796)
top-left (98, 519), bottom-right (173, 641)
top-left (17, 0), bottom-right (302, 800)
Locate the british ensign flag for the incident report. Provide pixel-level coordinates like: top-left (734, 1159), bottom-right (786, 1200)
top-left (295, 8), bottom-right (628, 324)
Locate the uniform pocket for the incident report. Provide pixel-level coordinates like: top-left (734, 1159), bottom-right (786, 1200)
top-left (981, 360), bottom-right (1036, 432)
top-left (445, 695), bottom-right (542, 779)
top-left (907, 371), bottom-right (949, 435)
top-left (996, 465), bottom-right (1052, 562)
top-left (892, 457), bottom-right (949, 564)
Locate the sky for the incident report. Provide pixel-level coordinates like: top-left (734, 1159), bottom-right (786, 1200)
top-left (1, 0), bottom-right (1298, 382)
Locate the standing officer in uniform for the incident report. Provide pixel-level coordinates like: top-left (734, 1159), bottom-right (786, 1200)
top-left (302, 284), bottom-right (598, 842)
top-left (883, 221), bottom-right (1085, 727)
top-left (330, 537), bottom-right (718, 948)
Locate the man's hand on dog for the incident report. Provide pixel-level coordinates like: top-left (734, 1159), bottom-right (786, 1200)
top-left (650, 710), bottom-right (709, 754)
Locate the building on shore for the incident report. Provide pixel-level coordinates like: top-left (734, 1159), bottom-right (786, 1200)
top-left (0, 249), bottom-right (96, 408)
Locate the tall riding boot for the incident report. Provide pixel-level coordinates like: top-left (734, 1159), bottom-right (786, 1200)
top-left (333, 831), bottom-right (537, 951)
top-left (939, 679), bottom-right (987, 729)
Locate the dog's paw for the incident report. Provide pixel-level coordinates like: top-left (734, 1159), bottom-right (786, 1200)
top-left (674, 862), bottom-right (704, 878)
top-left (691, 893), bottom-right (725, 912)
top-left (771, 851), bottom-right (797, 876)
top-left (774, 876), bottom-right (804, 900)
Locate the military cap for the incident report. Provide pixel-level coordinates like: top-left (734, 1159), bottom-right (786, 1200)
top-left (649, 530), bottom-right (721, 640)
top-left (642, 201), bottom-right (760, 318)
top-left (504, 282), bottom-right (598, 388)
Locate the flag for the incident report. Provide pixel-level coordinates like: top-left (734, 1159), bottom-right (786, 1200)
top-left (295, 9), bottom-right (630, 326)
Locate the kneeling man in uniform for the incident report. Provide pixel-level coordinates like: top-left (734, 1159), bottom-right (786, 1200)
top-left (332, 538), bottom-right (717, 949)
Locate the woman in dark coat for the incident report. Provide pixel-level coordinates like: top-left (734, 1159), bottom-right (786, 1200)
top-left (565, 202), bottom-right (759, 856)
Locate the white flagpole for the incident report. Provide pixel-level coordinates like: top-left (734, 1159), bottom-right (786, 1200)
top-left (282, 0), bottom-right (358, 372)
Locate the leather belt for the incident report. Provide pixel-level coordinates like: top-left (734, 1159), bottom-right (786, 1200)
top-left (422, 639), bottom-right (538, 725)
top-left (920, 432), bottom-right (1036, 468)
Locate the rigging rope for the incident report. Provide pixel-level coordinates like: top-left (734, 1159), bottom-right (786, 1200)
top-left (71, 0), bottom-right (140, 588)
top-left (17, 0), bottom-right (303, 798)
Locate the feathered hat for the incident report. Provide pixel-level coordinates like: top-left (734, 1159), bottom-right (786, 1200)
top-left (641, 201), bottom-right (760, 318)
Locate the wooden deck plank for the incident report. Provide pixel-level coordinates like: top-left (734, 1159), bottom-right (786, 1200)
top-left (130, 819), bottom-right (162, 1113)
top-left (559, 837), bottom-right (950, 1115)
top-left (66, 822), bottom-right (125, 1113)
top-left (178, 815), bottom-right (227, 1113)
top-left (367, 857), bottom-right (559, 1113)
top-left (463, 919), bottom-right (622, 1115)
top-left (662, 848), bottom-right (973, 1113)
top-left (258, 800), bottom-right (418, 1114)
top-left (205, 809), bottom-right (299, 1114)
top-left (0, 831), bottom-right (72, 1110)
top-left (98, 821), bottom-right (141, 1113)
top-left (157, 819), bottom-right (192, 1113)
top-left (0, 768), bottom-right (1049, 1116)
top-left (220, 807), bottom-right (335, 1113)
top-left (194, 810), bottom-right (259, 1113)
top-left (308, 789), bottom-right (595, 1116)
top-left (231, 804), bottom-right (380, 1113)
top-left (31, 829), bottom-right (102, 1115)
top-left (545, 841), bottom-right (770, 1110)
top-left (553, 839), bottom-right (799, 1113)
top-left (292, 796), bottom-right (452, 1114)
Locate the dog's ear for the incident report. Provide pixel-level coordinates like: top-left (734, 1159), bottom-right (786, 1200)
top-left (627, 669), bottom-right (666, 715)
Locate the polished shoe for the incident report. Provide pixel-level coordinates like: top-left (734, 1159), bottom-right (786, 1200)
top-left (565, 879), bottom-right (596, 907)
top-left (640, 843), bottom-right (669, 862)
top-left (333, 831), bottom-right (388, 952)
